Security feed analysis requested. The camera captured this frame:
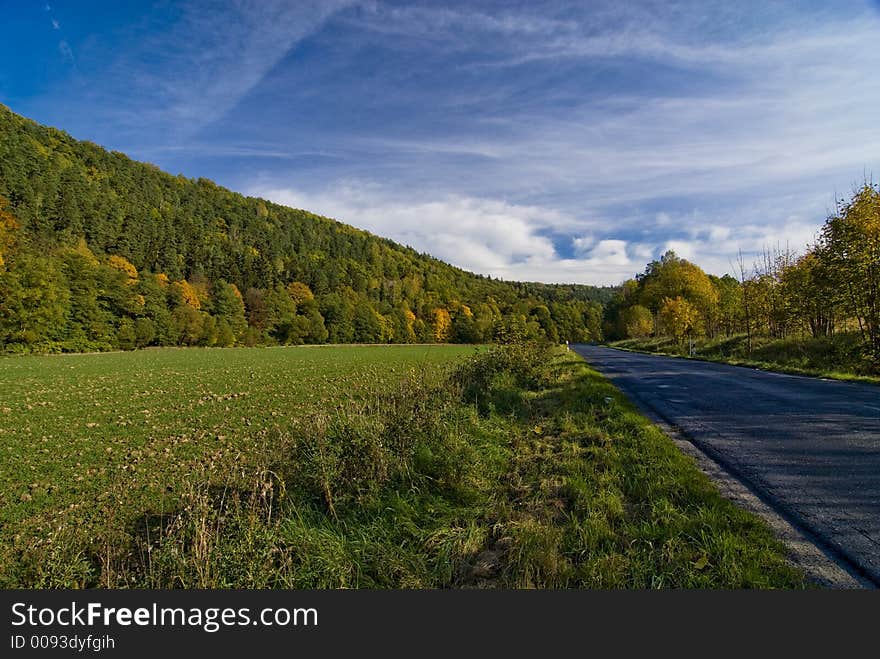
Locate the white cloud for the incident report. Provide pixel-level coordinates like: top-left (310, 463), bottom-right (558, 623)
top-left (250, 182), bottom-right (648, 285)
top-left (252, 177), bottom-right (837, 286)
top-left (571, 235), bottom-right (595, 255)
top-left (253, 182), bottom-right (558, 270)
top-left (317, 6), bottom-right (879, 283)
top-left (663, 240), bottom-right (695, 260)
top-left (70, 0), bottom-right (880, 285)
top-left (641, 216), bottom-right (822, 278)
top-left (587, 240), bottom-right (630, 267)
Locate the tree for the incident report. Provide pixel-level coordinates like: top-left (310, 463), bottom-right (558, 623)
top-left (302, 306), bottom-right (329, 344)
top-left (287, 281), bottom-right (315, 305)
top-left (620, 305), bottom-right (653, 338)
top-left (58, 243), bottom-right (113, 346)
top-left (199, 314), bottom-right (219, 346)
top-left (170, 279), bottom-right (201, 309)
top-left (134, 317), bottom-right (156, 347)
top-left (320, 293), bottom-right (355, 344)
top-left (212, 280), bottom-right (247, 341)
top-left (216, 318), bottom-right (235, 347)
top-left (0, 195), bottom-right (18, 270)
top-left (711, 274), bottom-right (742, 338)
top-left (819, 184), bottom-right (880, 361)
top-left (639, 251), bottom-right (719, 322)
top-left (0, 254), bottom-right (69, 346)
top-left (432, 308), bottom-right (452, 342)
top-left (172, 305), bottom-right (204, 346)
top-left (452, 312), bottom-right (481, 343)
top-left (117, 318), bottom-right (136, 350)
top-left (244, 287), bottom-right (268, 331)
top-left (658, 296), bottom-right (701, 344)
top-left (780, 251), bottom-right (838, 338)
top-left (353, 302), bottom-right (382, 343)
top-left (530, 304), bottom-right (558, 342)
top-left (265, 284), bottom-right (298, 344)
top-left (107, 255), bottom-right (138, 282)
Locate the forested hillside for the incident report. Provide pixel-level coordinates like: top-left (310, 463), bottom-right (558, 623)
top-left (0, 105), bottom-right (611, 353)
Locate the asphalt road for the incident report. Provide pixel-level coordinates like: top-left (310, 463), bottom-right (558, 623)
top-left (572, 344), bottom-right (880, 585)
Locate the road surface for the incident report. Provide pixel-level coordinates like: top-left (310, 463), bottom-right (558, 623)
top-left (572, 345), bottom-right (880, 585)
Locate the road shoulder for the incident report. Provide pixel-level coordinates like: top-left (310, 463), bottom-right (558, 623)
top-left (606, 378), bottom-right (871, 589)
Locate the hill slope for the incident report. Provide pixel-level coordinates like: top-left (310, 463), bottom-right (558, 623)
top-left (0, 104), bottom-right (610, 352)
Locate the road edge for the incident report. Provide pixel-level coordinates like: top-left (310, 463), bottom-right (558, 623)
top-left (607, 343), bottom-right (880, 387)
top-left (572, 349), bottom-right (873, 589)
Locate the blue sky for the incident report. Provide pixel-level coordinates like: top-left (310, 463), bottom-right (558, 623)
top-left (2, 0), bottom-right (880, 285)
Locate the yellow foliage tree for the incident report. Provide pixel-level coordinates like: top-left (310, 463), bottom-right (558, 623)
top-left (172, 280), bottom-right (201, 309)
top-left (108, 255), bottom-right (138, 282)
top-left (820, 184), bottom-right (880, 359)
top-left (640, 251), bottom-right (719, 318)
top-left (658, 296), bottom-right (702, 343)
top-left (155, 273), bottom-right (170, 288)
top-left (432, 308), bottom-right (452, 342)
top-left (400, 308), bottom-right (416, 342)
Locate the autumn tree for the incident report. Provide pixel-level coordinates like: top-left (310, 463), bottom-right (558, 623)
top-left (170, 280), bottom-right (201, 309)
top-left (820, 184), bottom-right (880, 360)
top-left (658, 296), bottom-right (701, 344)
top-left (107, 255), bottom-right (138, 283)
top-left (287, 281), bottom-right (315, 305)
top-left (620, 304), bottom-right (653, 338)
top-left (639, 251), bottom-right (719, 321)
top-left (710, 274), bottom-right (742, 338)
top-left (779, 251), bottom-right (838, 338)
top-left (432, 308), bottom-right (452, 342)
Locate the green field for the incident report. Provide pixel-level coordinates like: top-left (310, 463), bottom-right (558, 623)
top-left (1, 343), bottom-right (805, 588)
top-left (0, 344), bottom-right (476, 582)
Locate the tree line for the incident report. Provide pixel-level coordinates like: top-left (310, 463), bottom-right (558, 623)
top-left (604, 183), bottom-right (880, 367)
top-left (0, 105), bottom-right (609, 353)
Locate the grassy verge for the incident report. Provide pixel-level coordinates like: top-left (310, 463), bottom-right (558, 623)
top-left (612, 333), bottom-right (880, 385)
top-left (5, 344), bottom-right (806, 588)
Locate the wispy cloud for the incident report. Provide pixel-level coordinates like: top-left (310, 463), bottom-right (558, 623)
top-left (57, 40), bottom-right (75, 66)
top-left (20, 0), bottom-right (880, 285)
top-left (268, 2), bottom-right (879, 282)
top-left (103, 0), bottom-right (355, 135)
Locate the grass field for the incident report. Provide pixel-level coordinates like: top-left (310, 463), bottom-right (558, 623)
top-left (0, 343), bottom-right (806, 588)
top-left (0, 344), bottom-right (476, 584)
